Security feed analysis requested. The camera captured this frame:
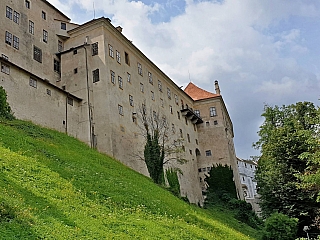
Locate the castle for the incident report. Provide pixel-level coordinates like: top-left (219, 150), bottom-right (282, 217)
top-left (0, 0), bottom-right (243, 205)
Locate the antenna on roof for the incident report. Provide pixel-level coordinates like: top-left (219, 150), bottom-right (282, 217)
top-left (93, 1), bottom-right (96, 19)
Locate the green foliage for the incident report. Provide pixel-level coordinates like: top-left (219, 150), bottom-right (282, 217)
top-left (0, 119), bottom-right (260, 239)
top-left (0, 86), bottom-right (14, 120)
top-left (144, 131), bottom-right (165, 184)
top-left (165, 168), bottom-right (181, 196)
top-left (254, 102), bottom-right (320, 233)
top-left (262, 213), bottom-right (298, 240)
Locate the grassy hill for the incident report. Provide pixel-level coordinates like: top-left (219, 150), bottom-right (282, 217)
top-left (0, 119), bottom-right (260, 239)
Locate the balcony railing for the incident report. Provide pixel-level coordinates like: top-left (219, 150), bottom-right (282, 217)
top-left (180, 105), bottom-right (203, 124)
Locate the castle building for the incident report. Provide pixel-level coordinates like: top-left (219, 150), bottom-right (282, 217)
top-left (0, 0), bottom-right (243, 204)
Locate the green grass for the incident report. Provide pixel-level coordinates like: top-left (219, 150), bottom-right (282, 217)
top-left (0, 119), bottom-right (260, 239)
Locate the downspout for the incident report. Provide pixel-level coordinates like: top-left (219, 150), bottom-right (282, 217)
top-left (83, 44), bottom-right (93, 148)
top-left (65, 94), bottom-right (68, 134)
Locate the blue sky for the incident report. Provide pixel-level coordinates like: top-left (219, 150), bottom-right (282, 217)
top-left (49, 0), bottom-right (320, 159)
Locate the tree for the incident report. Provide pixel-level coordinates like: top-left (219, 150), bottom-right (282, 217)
top-left (138, 103), bottom-right (186, 185)
top-left (0, 86), bottom-right (14, 120)
top-left (254, 102), bottom-right (320, 234)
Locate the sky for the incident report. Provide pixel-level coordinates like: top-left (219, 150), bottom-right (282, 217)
top-left (48, 0), bottom-right (320, 159)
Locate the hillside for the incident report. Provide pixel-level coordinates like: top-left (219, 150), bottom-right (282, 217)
top-left (0, 120), bottom-right (259, 239)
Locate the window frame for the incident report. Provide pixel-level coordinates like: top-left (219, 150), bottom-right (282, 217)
top-left (58, 40), bottom-right (63, 52)
top-left (6, 6), bottom-right (12, 20)
top-left (92, 69), bottom-right (100, 83)
top-left (108, 44), bottom-right (114, 58)
top-left (116, 50), bottom-right (121, 63)
top-left (118, 104), bottom-right (124, 116)
top-left (92, 42), bottom-right (98, 56)
top-left (127, 72), bottom-right (131, 83)
top-left (54, 59), bottom-right (61, 73)
top-left (1, 63), bottom-right (10, 75)
top-left (13, 11), bottom-right (20, 24)
top-left (5, 31), bottom-right (12, 46)
top-left (29, 78), bottom-right (37, 88)
top-left (43, 30), bottom-right (48, 43)
top-left (118, 76), bottom-right (123, 89)
top-left (137, 62), bottom-right (143, 76)
top-left (167, 88), bottom-right (171, 99)
top-left (25, 0), bottom-right (30, 9)
top-left (29, 21), bottom-right (34, 34)
top-left (148, 72), bottom-right (153, 84)
top-left (210, 107), bottom-right (217, 117)
top-left (129, 95), bottom-right (134, 107)
top-left (110, 70), bottom-right (115, 84)
top-left (205, 150), bottom-right (212, 156)
top-left (33, 46), bottom-right (42, 63)
top-left (61, 22), bottom-right (66, 30)
top-left (42, 11), bottom-right (46, 20)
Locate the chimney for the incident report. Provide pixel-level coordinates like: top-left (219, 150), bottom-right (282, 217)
top-left (215, 80), bottom-right (220, 95)
top-left (116, 26), bottom-right (123, 33)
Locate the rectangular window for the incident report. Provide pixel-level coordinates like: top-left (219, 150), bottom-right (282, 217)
top-left (2, 54), bottom-right (9, 60)
top-left (195, 139), bottom-right (198, 145)
top-left (205, 150), bottom-right (212, 156)
top-left (58, 40), bottom-right (63, 52)
top-left (151, 91), bottom-right (154, 101)
top-left (43, 30), bottom-right (48, 43)
top-left (25, 0), bottom-right (30, 8)
top-left (160, 98), bottom-right (164, 107)
top-left (148, 72), bottom-right (153, 84)
top-left (13, 11), bottom-right (20, 24)
top-left (185, 117), bottom-right (188, 125)
top-left (187, 133), bottom-right (190, 143)
top-left (214, 120), bottom-right (218, 125)
top-left (129, 95), bottom-right (134, 106)
top-left (138, 62), bottom-right (142, 76)
top-left (74, 68), bottom-right (78, 74)
top-left (92, 42), bottom-right (98, 56)
top-left (167, 88), bottom-right (171, 99)
top-left (169, 105), bottom-right (173, 114)
top-left (61, 22), bottom-right (66, 30)
top-left (118, 105), bottom-right (123, 116)
top-left (46, 89), bottom-right (51, 96)
top-left (29, 21), bottom-right (34, 34)
top-left (29, 78), bottom-right (37, 88)
top-left (5, 31), bottom-right (12, 46)
top-left (118, 76), bottom-right (123, 89)
top-left (140, 83), bottom-right (144, 92)
top-left (110, 70), bottom-right (115, 84)
top-left (13, 35), bottom-right (19, 49)
top-left (1, 63), bottom-right (10, 74)
top-left (125, 52), bottom-right (130, 65)
top-left (6, 7), bottom-right (12, 20)
top-left (116, 50), bottom-right (121, 63)
top-left (33, 46), bottom-right (42, 63)
top-left (109, 44), bottom-right (114, 58)
top-left (67, 97), bottom-right (73, 106)
top-left (93, 69), bottom-right (100, 83)
top-left (177, 111), bottom-right (180, 119)
top-left (171, 124), bottom-right (175, 133)
top-left (73, 49), bottom-right (77, 54)
top-left (194, 110), bottom-right (200, 117)
top-left (174, 94), bottom-right (178, 105)
top-left (127, 72), bottom-right (131, 83)
top-left (158, 80), bottom-right (162, 92)
top-left (179, 129), bottom-right (183, 138)
top-left (210, 107), bottom-right (217, 117)
top-left (54, 59), bottom-right (60, 73)
top-left (42, 11), bottom-right (46, 20)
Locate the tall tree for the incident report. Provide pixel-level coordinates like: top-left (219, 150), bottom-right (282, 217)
top-left (254, 102), bottom-right (320, 234)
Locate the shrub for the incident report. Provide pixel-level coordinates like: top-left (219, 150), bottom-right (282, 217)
top-left (165, 168), bottom-right (181, 197)
top-left (262, 212), bottom-right (298, 240)
top-left (0, 86), bottom-right (14, 120)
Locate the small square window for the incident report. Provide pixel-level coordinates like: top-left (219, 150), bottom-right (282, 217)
top-left (109, 44), bottom-right (114, 58)
top-left (118, 105), bottom-right (123, 115)
top-left (25, 0), bottom-right (30, 9)
top-left (205, 150), bottom-right (212, 156)
top-left (1, 63), bottom-right (10, 75)
top-left (92, 42), bottom-right (98, 56)
top-left (46, 89), bottom-right (51, 95)
top-left (42, 11), bottom-right (46, 20)
top-left (6, 7), bottom-right (12, 20)
top-left (73, 49), bottom-right (78, 55)
top-left (29, 78), bottom-right (37, 88)
top-left (61, 22), bottom-right (66, 30)
top-left (93, 69), bottom-right (100, 83)
top-left (138, 62), bottom-right (142, 76)
top-left (118, 76), bottom-right (123, 89)
top-left (125, 52), bottom-right (130, 65)
top-left (67, 97), bottom-right (73, 106)
top-left (110, 70), bottom-right (115, 84)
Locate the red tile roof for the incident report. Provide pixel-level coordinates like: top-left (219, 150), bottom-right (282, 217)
top-left (184, 82), bottom-right (219, 100)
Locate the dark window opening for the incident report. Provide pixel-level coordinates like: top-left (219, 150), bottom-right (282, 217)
top-left (93, 69), bottom-right (100, 83)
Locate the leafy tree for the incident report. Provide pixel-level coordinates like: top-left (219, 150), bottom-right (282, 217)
top-left (254, 102), bottom-right (320, 234)
top-left (0, 86), bottom-right (14, 120)
top-left (165, 168), bottom-right (181, 196)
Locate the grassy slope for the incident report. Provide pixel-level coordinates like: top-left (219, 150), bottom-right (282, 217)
top-left (0, 120), bottom-right (260, 239)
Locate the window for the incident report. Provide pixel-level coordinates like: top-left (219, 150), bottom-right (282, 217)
top-left (177, 111), bottom-right (180, 119)
top-left (73, 49), bottom-right (77, 55)
top-left (29, 78), bottom-right (37, 88)
top-left (125, 52), bottom-right (130, 65)
top-left (179, 129), bottom-right (183, 138)
top-left (54, 59), bottom-right (60, 73)
top-left (118, 105), bottom-right (123, 115)
top-left (171, 124), bottom-right (175, 133)
top-left (42, 11), bottom-right (46, 20)
top-left (185, 117), bottom-right (188, 125)
top-left (92, 42), bottom-right (98, 56)
top-left (13, 11), bottom-right (20, 24)
top-left (205, 150), bottom-right (212, 156)
top-left (210, 107), bottom-right (217, 117)
top-left (138, 62), bottom-right (142, 76)
top-left (25, 0), bottom-right (30, 8)
top-left (93, 69), bottom-right (100, 83)
top-left (153, 111), bottom-right (157, 120)
top-left (167, 88), bottom-right (171, 99)
top-left (187, 133), bottom-right (190, 143)
top-left (194, 110), bottom-right (200, 117)
top-left (160, 98), bottom-right (164, 107)
top-left (109, 44), bottom-right (114, 58)
top-left (1, 63), bottom-right (10, 74)
top-left (151, 91), bottom-right (154, 101)
top-left (158, 80), bottom-right (162, 92)
top-left (116, 50), bottom-right (121, 63)
top-left (74, 68), bottom-right (78, 74)
top-left (13, 35), bottom-right (19, 49)
top-left (175, 94), bottom-right (178, 105)
top-left (214, 120), bottom-right (218, 125)
top-left (169, 105), bottom-right (173, 114)
top-left (189, 150), bottom-right (192, 155)
top-left (1, 54), bottom-right (8, 60)
top-left (33, 46), bottom-right (42, 63)
top-left (206, 121), bottom-right (209, 126)
top-left (58, 40), bottom-right (63, 52)
top-left (29, 21), bottom-right (34, 34)
top-left (118, 76), bottom-right (123, 89)
top-left (148, 72), bottom-right (153, 84)
top-left (129, 95), bottom-right (134, 106)
top-left (5, 31), bottom-right (12, 45)
top-left (142, 104), bottom-right (146, 115)
top-left (43, 30), bottom-right (48, 43)
top-left (61, 22), bottom-right (66, 30)
top-left (6, 7), bottom-right (12, 20)
top-left (195, 139), bottom-right (198, 145)
top-left (46, 89), bottom-right (51, 96)
top-left (127, 72), bottom-right (131, 83)
top-left (110, 70), bottom-right (115, 84)
top-left (140, 83), bottom-right (144, 92)
top-left (67, 97), bottom-right (73, 106)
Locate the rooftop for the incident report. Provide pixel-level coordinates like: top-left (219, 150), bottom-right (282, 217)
top-left (184, 82), bottom-right (219, 101)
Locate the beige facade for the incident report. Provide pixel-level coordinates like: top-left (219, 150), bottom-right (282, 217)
top-left (0, 0), bottom-right (242, 205)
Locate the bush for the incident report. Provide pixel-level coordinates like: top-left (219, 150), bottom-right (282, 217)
top-left (165, 168), bottom-right (181, 197)
top-left (262, 212), bottom-right (298, 240)
top-left (0, 86), bottom-right (14, 120)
